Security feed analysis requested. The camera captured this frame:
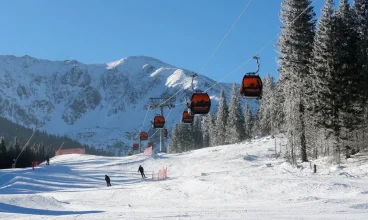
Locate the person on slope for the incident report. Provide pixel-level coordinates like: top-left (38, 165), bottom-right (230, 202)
top-left (105, 175), bottom-right (111, 187)
top-left (138, 165), bottom-right (146, 178)
top-left (46, 155), bottom-right (50, 165)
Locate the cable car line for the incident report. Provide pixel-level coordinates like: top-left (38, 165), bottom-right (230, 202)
top-left (158, 0), bottom-right (254, 107)
top-left (132, 0), bottom-right (317, 147)
top-left (203, 0), bottom-right (319, 94)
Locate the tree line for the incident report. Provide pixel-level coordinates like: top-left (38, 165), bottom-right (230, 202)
top-left (276, 0), bottom-right (368, 164)
top-left (0, 116), bottom-right (113, 169)
top-left (169, 84), bottom-right (260, 153)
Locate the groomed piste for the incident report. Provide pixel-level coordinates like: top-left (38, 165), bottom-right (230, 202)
top-left (1, 135), bottom-right (368, 219)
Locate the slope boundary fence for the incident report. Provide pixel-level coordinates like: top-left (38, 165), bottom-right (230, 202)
top-left (152, 167), bottom-right (168, 180)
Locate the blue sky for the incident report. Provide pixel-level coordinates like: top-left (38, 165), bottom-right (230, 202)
top-left (0, 0), bottom-right (344, 83)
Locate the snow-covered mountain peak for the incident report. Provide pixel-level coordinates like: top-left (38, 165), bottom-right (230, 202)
top-left (0, 54), bottom-right (252, 150)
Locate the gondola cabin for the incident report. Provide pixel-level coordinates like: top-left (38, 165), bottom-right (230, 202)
top-left (240, 75), bottom-right (263, 99)
top-left (153, 116), bottom-right (165, 128)
top-left (164, 129), bottom-right (168, 138)
top-left (140, 132), bottom-right (148, 141)
top-left (132, 144), bottom-right (139, 151)
top-left (182, 110), bottom-right (194, 123)
top-left (190, 93), bottom-right (211, 115)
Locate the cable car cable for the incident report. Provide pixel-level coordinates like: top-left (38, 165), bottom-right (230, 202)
top-left (158, 0), bottom-right (254, 107)
top-left (134, 107), bottom-right (150, 139)
top-left (203, 0), bottom-right (318, 92)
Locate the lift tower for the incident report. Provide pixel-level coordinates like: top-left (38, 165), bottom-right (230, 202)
top-left (149, 98), bottom-right (174, 153)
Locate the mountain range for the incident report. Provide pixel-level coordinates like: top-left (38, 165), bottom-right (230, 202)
top-left (0, 55), bottom-right (256, 151)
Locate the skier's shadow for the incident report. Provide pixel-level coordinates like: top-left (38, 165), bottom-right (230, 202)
top-left (0, 202), bottom-right (103, 216)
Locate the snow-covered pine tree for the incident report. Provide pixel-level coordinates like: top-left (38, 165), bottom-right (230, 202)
top-left (226, 84), bottom-right (245, 144)
top-left (310, 0), bottom-right (335, 158)
top-left (192, 117), bottom-right (203, 149)
top-left (273, 83), bottom-right (285, 134)
top-left (258, 74), bottom-right (277, 136)
top-left (335, 0), bottom-right (364, 151)
top-left (355, 0), bottom-right (368, 76)
top-left (208, 113), bottom-right (217, 147)
top-left (215, 90), bottom-right (229, 146)
top-left (354, 0), bottom-right (368, 149)
top-left (278, 0), bottom-right (316, 162)
top-left (311, 0), bottom-right (362, 161)
top-left (169, 124), bottom-right (180, 153)
top-left (201, 114), bottom-right (212, 148)
top-left (178, 124), bottom-right (194, 152)
top-left (244, 103), bottom-right (253, 139)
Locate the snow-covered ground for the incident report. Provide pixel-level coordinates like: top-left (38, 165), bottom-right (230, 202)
top-left (1, 135), bottom-right (368, 219)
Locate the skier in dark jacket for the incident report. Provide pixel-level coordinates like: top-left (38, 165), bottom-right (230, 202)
top-left (138, 165), bottom-right (146, 178)
top-left (105, 175), bottom-right (111, 187)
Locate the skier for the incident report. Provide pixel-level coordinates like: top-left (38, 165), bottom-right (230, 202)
top-left (46, 155), bottom-right (50, 165)
top-left (105, 175), bottom-right (111, 187)
top-left (138, 165), bottom-right (146, 178)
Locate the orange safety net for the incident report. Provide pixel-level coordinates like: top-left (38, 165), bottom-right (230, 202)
top-left (32, 161), bottom-right (39, 170)
top-left (152, 167), bottom-right (168, 180)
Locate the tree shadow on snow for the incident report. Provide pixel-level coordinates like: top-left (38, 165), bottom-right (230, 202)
top-left (243, 154), bottom-right (258, 161)
top-left (0, 203), bottom-right (103, 216)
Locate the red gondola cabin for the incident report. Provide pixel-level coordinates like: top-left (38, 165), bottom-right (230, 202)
top-left (182, 110), bottom-right (194, 123)
top-left (153, 116), bottom-right (165, 128)
top-left (140, 132), bottom-right (148, 141)
top-left (240, 75), bottom-right (263, 99)
top-left (164, 129), bottom-right (168, 138)
top-left (190, 93), bottom-right (211, 115)
top-left (132, 144), bottom-right (139, 151)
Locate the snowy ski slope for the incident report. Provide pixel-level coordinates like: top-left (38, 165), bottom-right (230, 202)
top-left (1, 135), bottom-right (368, 219)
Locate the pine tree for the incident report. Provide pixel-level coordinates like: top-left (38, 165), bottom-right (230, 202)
top-left (355, 0), bottom-right (368, 149)
top-left (215, 90), bottom-right (229, 146)
top-left (169, 125), bottom-right (180, 153)
top-left (244, 103), bottom-right (254, 139)
top-left (0, 138), bottom-right (7, 169)
top-left (226, 84), bottom-right (245, 144)
top-left (258, 74), bottom-right (277, 136)
top-left (201, 114), bottom-right (211, 148)
top-left (311, 0), bottom-right (362, 161)
top-left (278, 0), bottom-right (316, 162)
top-left (207, 113), bottom-right (217, 147)
top-left (310, 0), bottom-right (335, 155)
top-left (192, 117), bottom-right (203, 149)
